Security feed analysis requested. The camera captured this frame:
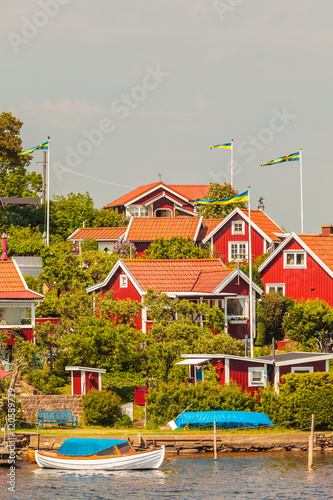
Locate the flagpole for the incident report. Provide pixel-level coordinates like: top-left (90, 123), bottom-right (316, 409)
top-left (46, 136), bottom-right (50, 246)
top-left (299, 148), bottom-right (303, 233)
top-left (230, 139), bottom-right (234, 187)
top-left (248, 186), bottom-right (254, 358)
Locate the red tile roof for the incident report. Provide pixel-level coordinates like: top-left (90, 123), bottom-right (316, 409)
top-left (68, 227), bottom-right (126, 241)
top-left (0, 261), bottom-right (43, 300)
top-left (198, 219), bottom-right (224, 241)
top-left (126, 217), bottom-right (202, 242)
top-left (240, 210), bottom-right (283, 242)
top-left (104, 183), bottom-right (210, 208)
top-left (124, 259), bottom-right (228, 292)
top-left (298, 234), bottom-right (333, 272)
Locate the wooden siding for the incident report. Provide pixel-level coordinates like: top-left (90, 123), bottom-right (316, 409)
top-left (73, 371), bottom-right (81, 395)
top-left (279, 360), bottom-right (327, 383)
top-left (153, 197), bottom-right (175, 216)
top-left (85, 372), bottom-right (99, 393)
top-left (213, 213), bottom-right (267, 264)
top-left (261, 239), bottom-right (333, 306)
top-left (132, 188), bottom-right (195, 215)
top-left (229, 358), bottom-right (265, 396)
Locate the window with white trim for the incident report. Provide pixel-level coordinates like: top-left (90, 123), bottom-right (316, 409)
top-left (127, 205), bottom-right (149, 217)
top-left (248, 366), bottom-right (266, 387)
top-left (228, 241), bottom-right (248, 262)
top-left (284, 251), bottom-right (306, 268)
top-left (119, 275), bottom-right (128, 288)
top-left (291, 366), bottom-right (314, 374)
top-left (266, 284), bottom-right (285, 295)
top-left (226, 297), bottom-right (248, 319)
top-left (232, 221), bottom-right (245, 235)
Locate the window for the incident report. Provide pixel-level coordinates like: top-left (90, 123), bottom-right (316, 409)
top-left (232, 221), bottom-right (245, 235)
top-left (266, 284), bottom-right (285, 295)
top-left (229, 242), bottom-right (248, 262)
top-left (195, 366), bottom-right (204, 382)
top-left (226, 297), bottom-right (248, 319)
top-left (284, 251), bottom-right (306, 268)
top-left (291, 366), bottom-right (314, 374)
top-left (127, 205), bottom-right (149, 217)
top-left (248, 366), bottom-right (266, 387)
top-left (120, 275), bottom-right (128, 288)
top-left (155, 209), bottom-right (172, 217)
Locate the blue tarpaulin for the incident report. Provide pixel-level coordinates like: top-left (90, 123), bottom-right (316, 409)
top-left (175, 411), bottom-right (274, 429)
top-left (57, 438), bottom-right (128, 456)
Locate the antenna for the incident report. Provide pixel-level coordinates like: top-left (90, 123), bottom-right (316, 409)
top-left (158, 173), bottom-right (162, 182)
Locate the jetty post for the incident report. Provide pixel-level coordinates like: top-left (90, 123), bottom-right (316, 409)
top-left (213, 422), bottom-right (217, 461)
top-left (308, 414), bottom-right (315, 470)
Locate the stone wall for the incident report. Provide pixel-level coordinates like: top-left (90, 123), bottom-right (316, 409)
top-left (18, 395), bottom-right (83, 425)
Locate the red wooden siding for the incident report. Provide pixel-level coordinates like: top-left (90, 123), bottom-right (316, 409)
top-left (222, 275), bottom-right (252, 340)
top-left (153, 197), bottom-right (175, 216)
top-left (73, 370), bottom-right (81, 395)
top-left (279, 360), bottom-right (326, 382)
top-left (229, 359), bottom-right (265, 396)
top-left (133, 188), bottom-right (195, 215)
top-left (261, 239), bottom-right (333, 306)
top-left (213, 213), bottom-right (267, 263)
top-left (134, 242), bottom-right (150, 256)
top-left (86, 372), bottom-right (99, 393)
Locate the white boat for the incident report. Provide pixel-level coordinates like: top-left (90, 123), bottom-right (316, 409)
top-left (35, 438), bottom-right (165, 471)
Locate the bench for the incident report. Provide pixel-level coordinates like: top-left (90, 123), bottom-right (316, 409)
top-left (37, 410), bottom-right (78, 429)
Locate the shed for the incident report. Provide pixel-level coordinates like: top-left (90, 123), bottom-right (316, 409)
top-left (65, 366), bottom-right (106, 395)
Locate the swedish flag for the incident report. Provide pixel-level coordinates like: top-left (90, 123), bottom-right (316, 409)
top-left (260, 151), bottom-right (300, 167)
top-left (209, 143), bottom-right (232, 150)
top-left (194, 190), bottom-right (248, 206)
top-left (19, 141), bottom-right (49, 156)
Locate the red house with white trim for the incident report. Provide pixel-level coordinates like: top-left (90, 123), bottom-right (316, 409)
top-left (177, 352), bottom-right (333, 395)
top-left (104, 182), bottom-right (210, 217)
top-left (86, 258), bottom-right (263, 340)
top-left (68, 227), bottom-right (127, 253)
top-left (202, 208), bottom-right (285, 264)
top-left (258, 229), bottom-right (333, 306)
top-left (0, 260), bottom-right (44, 345)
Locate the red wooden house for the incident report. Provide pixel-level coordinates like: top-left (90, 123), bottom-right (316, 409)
top-left (258, 229), bottom-right (333, 306)
top-left (0, 260), bottom-right (44, 346)
top-left (86, 258), bottom-right (263, 340)
top-left (104, 182), bottom-right (210, 217)
top-left (202, 208), bottom-right (285, 264)
top-left (177, 352), bottom-right (333, 395)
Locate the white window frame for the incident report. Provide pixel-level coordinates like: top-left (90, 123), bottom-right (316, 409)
top-left (265, 284), bottom-right (286, 295)
top-left (119, 275), bottom-right (128, 288)
top-left (283, 250), bottom-right (306, 269)
top-left (127, 205), bottom-right (150, 217)
top-left (291, 366), bottom-right (314, 374)
top-left (226, 296), bottom-right (249, 320)
top-left (248, 366), bottom-right (267, 387)
top-left (232, 221), bottom-right (245, 235)
top-left (228, 241), bottom-right (248, 262)
top-left (154, 208), bottom-right (173, 217)
top-left (194, 365), bottom-right (205, 383)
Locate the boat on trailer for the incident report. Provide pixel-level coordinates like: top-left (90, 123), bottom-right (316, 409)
top-left (35, 438), bottom-right (165, 471)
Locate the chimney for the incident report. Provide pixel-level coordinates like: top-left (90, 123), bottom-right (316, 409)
top-left (321, 225), bottom-right (333, 235)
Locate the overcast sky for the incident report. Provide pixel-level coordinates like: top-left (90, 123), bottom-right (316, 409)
top-left (2, 1), bottom-right (332, 232)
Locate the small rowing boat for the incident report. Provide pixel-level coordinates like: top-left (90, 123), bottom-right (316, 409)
top-left (35, 438), bottom-right (165, 471)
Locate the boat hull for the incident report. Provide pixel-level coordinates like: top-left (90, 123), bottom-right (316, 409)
top-left (35, 446), bottom-right (165, 470)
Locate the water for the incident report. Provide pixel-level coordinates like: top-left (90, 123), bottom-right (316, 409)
top-left (1, 452), bottom-right (332, 500)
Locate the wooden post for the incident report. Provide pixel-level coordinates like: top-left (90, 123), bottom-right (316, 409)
top-left (213, 422), bottom-right (217, 461)
top-left (144, 402), bottom-right (147, 429)
top-left (308, 414), bottom-right (314, 470)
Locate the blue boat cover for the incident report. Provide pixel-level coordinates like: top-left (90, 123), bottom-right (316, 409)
top-left (175, 411), bottom-right (274, 429)
top-left (57, 438), bottom-right (128, 457)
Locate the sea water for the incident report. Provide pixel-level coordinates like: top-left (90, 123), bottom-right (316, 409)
top-left (0, 452), bottom-right (332, 500)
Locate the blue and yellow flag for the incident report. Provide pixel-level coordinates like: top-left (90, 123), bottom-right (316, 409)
top-left (19, 141), bottom-right (49, 156)
top-left (209, 143), bottom-right (232, 150)
top-left (194, 190), bottom-right (248, 206)
top-left (260, 151), bottom-right (299, 167)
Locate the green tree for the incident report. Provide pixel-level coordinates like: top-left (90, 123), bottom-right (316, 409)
top-left (51, 192), bottom-right (95, 240)
top-left (97, 292), bottom-right (142, 327)
top-left (283, 299), bottom-right (333, 349)
top-left (93, 209), bottom-right (129, 228)
top-left (144, 237), bottom-right (208, 259)
top-left (256, 292), bottom-right (294, 346)
top-left (6, 225), bottom-right (44, 256)
top-left (0, 111), bottom-right (42, 197)
top-left (199, 183), bottom-right (247, 218)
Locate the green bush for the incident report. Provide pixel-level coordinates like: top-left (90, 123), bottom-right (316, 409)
top-left (82, 390), bottom-right (122, 426)
top-left (113, 415), bottom-right (134, 429)
top-left (0, 394), bottom-right (24, 428)
top-left (102, 372), bottom-right (146, 403)
top-left (146, 380), bottom-right (256, 427)
top-left (25, 368), bottom-right (66, 394)
top-left (257, 372), bottom-right (333, 430)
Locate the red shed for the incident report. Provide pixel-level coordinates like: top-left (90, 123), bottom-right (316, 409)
top-left (177, 352), bottom-right (333, 395)
top-left (65, 366), bottom-right (106, 395)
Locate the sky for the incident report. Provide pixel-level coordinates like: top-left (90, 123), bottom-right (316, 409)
top-left (2, 1), bottom-right (332, 233)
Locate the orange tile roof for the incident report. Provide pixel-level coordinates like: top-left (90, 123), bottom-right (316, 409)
top-left (240, 210), bottom-right (283, 242)
top-left (124, 259), bottom-right (228, 292)
top-left (104, 183), bottom-right (210, 208)
top-left (298, 234), bottom-right (333, 272)
top-left (198, 219), bottom-right (224, 241)
top-left (0, 261), bottom-right (43, 299)
top-left (68, 227), bottom-right (126, 241)
top-left (126, 217), bottom-right (202, 242)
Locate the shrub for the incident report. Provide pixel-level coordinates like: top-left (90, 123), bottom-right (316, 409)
top-left (0, 394), bottom-right (24, 428)
top-left (146, 380), bottom-right (256, 427)
top-left (82, 390), bottom-right (122, 426)
top-left (113, 415), bottom-right (134, 429)
top-left (25, 369), bottom-right (66, 395)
